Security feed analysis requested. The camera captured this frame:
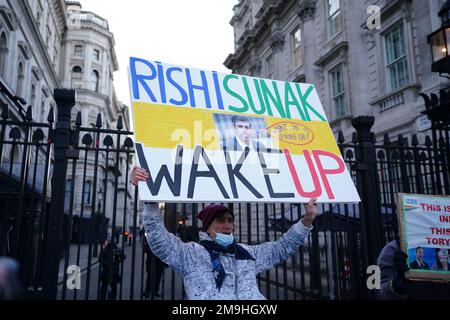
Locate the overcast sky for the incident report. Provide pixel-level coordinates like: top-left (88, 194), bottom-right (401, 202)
top-left (77, 0), bottom-right (238, 105)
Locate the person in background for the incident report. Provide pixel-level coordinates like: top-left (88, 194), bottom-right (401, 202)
top-left (142, 239), bottom-right (166, 298)
top-left (0, 257), bottom-right (24, 300)
top-left (375, 240), bottom-right (450, 300)
top-left (99, 239), bottom-right (126, 300)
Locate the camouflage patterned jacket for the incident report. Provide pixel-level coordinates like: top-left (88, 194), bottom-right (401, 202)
top-left (142, 203), bottom-right (312, 300)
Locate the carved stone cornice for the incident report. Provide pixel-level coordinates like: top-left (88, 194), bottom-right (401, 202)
top-left (270, 30), bottom-right (285, 53)
top-left (297, 0), bottom-right (316, 23)
top-left (249, 57), bottom-right (262, 75)
top-left (18, 41), bottom-right (32, 60)
top-left (0, 6), bottom-right (19, 31)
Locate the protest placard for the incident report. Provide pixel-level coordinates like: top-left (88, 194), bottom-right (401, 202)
top-left (397, 193), bottom-right (450, 282)
top-left (128, 57), bottom-right (360, 203)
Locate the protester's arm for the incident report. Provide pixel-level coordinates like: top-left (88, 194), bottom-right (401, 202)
top-left (249, 199), bottom-right (317, 274)
top-left (142, 203), bottom-right (190, 276)
top-left (250, 219), bottom-right (313, 274)
top-left (131, 167), bottom-right (192, 276)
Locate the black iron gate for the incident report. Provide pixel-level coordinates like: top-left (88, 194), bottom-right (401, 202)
top-left (0, 85), bottom-right (449, 300)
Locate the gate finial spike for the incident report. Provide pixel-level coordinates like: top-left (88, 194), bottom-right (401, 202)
top-left (117, 115), bottom-right (123, 130)
top-left (96, 113), bottom-right (102, 128)
top-left (412, 134), bottom-right (419, 146)
top-left (75, 111), bottom-right (82, 127)
top-left (26, 105), bottom-right (33, 121)
top-left (47, 107), bottom-right (54, 123)
top-left (337, 130), bottom-right (345, 143)
top-left (1, 101), bottom-right (8, 120)
top-left (398, 134), bottom-right (404, 146)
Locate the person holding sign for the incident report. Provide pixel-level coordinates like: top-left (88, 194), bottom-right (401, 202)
top-left (376, 241), bottom-right (450, 300)
top-left (131, 166), bottom-right (317, 300)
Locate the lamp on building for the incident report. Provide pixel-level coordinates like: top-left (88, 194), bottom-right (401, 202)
top-left (428, 0), bottom-right (450, 75)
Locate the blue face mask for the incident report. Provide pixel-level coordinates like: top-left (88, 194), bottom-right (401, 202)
top-left (212, 229), bottom-right (234, 247)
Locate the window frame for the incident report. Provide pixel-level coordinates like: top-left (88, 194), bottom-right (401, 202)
top-left (0, 32), bottom-right (8, 77)
top-left (71, 66), bottom-right (83, 88)
top-left (16, 61), bottom-right (25, 97)
top-left (93, 49), bottom-right (100, 61)
top-left (65, 178), bottom-right (73, 212)
top-left (292, 26), bottom-right (303, 69)
top-left (74, 45), bottom-right (83, 57)
top-left (384, 22), bottom-right (409, 92)
top-left (330, 65), bottom-right (346, 120)
top-left (83, 181), bottom-right (92, 205)
top-left (266, 54), bottom-right (274, 78)
top-left (89, 70), bottom-right (99, 92)
top-left (326, 0), bottom-right (342, 39)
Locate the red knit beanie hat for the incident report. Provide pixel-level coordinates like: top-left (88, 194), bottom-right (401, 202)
top-left (197, 204), bottom-right (234, 231)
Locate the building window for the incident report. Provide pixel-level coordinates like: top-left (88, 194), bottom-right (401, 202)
top-left (0, 33), bottom-right (7, 77)
top-left (385, 23), bottom-right (409, 91)
top-left (53, 47), bottom-right (58, 66)
top-left (45, 33), bottom-right (50, 48)
top-left (330, 66), bottom-right (346, 119)
top-left (292, 27), bottom-right (302, 68)
top-left (94, 49), bottom-right (100, 61)
top-left (266, 55), bottom-right (273, 78)
top-left (30, 84), bottom-right (36, 110)
top-left (65, 179), bottom-right (73, 211)
top-left (83, 181), bottom-right (92, 204)
top-left (41, 99), bottom-right (46, 122)
top-left (71, 66), bottom-right (83, 88)
top-left (89, 70), bottom-right (99, 92)
top-left (36, 11), bottom-right (42, 26)
top-left (327, 0), bottom-right (342, 39)
top-left (16, 62), bottom-right (24, 97)
top-left (74, 45), bottom-right (83, 57)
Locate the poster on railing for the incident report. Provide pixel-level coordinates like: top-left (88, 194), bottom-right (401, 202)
top-left (128, 57), bottom-right (360, 203)
top-left (397, 193), bottom-right (450, 282)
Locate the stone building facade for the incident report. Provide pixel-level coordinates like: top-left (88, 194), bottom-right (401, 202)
top-left (223, 0), bottom-right (449, 245)
top-left (224, 0), bottom-right (448, 144)
top-left (0, 0), bottom-right (133, 241)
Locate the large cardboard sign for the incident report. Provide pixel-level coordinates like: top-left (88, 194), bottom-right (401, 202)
top-left (128, 57), bottom-right (360, 203)
top-left (397, 193), bottom-right (450, 282)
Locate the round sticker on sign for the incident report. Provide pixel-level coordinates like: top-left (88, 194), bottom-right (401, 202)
top-left (265, 121), bottom-right (314, 146)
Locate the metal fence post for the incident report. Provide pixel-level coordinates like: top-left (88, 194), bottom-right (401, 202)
top-left (352, 116), bottom-right (383, 270)
top-left (41, 89), bottom-right (75, 299)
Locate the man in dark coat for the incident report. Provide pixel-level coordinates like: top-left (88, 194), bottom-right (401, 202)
top-left (375, 240), bottom-right (450, 300)
top-left (143, 239), bottom-right (166, 298)
top-left (99, 239), bottom-right (126, 300)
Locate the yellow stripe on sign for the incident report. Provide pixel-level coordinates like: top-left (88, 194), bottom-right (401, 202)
top-left (133, 102), bottom-right (342, 156)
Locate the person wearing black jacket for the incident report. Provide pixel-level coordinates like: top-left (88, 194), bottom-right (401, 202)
top-left (99, 239), bottom-right (126, 300)
top-left (376, 240), bottom-right (450, 300)
top-left (143, 239), bottom-right (166, 298)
